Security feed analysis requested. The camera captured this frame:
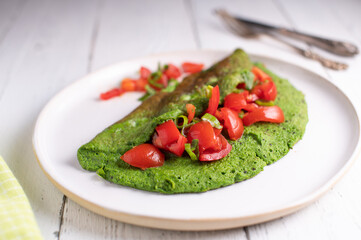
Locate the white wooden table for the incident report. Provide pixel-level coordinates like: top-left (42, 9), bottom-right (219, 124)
top-left (1, 0), bottom-right (361, 239)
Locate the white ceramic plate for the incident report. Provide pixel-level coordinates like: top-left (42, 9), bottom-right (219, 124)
top-left (33, 50), bottom-right (361, 231)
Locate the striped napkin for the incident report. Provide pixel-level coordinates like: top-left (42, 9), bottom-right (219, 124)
top-left (0, 156), bottom-right (43, 240)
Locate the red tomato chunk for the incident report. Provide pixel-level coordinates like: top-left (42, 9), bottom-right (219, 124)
top-left (121, 144), bottom-right (164, 170)
top-left (152, 120), bottom-right (186, 156)
top-left (182, 62), bottom-right (204, 73)
top-left (242, 106), bottom-right (285, 126)
top-left (219, 107), bottom-right (244, 140)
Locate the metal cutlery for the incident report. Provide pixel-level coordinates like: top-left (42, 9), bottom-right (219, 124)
top-left (232, 14), bottom-right (358, 57)
top-left (216, 9), bottom-right (349, 70)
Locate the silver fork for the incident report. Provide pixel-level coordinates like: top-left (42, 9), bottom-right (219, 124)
top-left (215, 9), bottom-right (348, 71)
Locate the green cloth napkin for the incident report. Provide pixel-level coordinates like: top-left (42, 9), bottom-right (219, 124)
top-left (0, 156), bottom-right (43, 240)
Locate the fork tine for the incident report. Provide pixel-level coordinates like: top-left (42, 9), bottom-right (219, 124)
top-left (215, 9), bottom-right (256, 37)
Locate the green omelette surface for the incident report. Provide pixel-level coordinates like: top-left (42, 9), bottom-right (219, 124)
top-left (77, 49), bottom-right (308, 194)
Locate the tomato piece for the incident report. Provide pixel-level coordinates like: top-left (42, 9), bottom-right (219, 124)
top-left (246, 93), bottom-right (259, 103)
top-left (155, 120), bottom-right (180, 146)
top-left (205, 85), bottom-right (220, 115)
top-left (164, 64), bottom-right (181, 79)
top-left (213, 127), bottom-right (223, 136)
top-left (214, 109), bottom-right (222, 121)
top-left (140, 67), bottom-right (151, 80)
top-left (187, 121), bottom-right (219, 152)
top-left (251, 81), bottom-right (277, 101)
top-left (158, 73), bottom-right (168, 88)
top-left (262, 81), bottom-right (277, 101)
top-left (152, 132), bottom-right (163, 149)
top-left (182, 62), bottom-right (204, 73)
top-left (99, 88), bottom-right (124, 100)
top-left (252, 66), bottom-right (271, 82)
top-left (120, 144), bottom-right (164, 169)
top-left (121, 78), bottom-right (137, 91)
top-left (243, 103), bottom-right (259, 112)
top-left (153, 124), bottom-right (186, 156)
top-left (242, 106), bottom-right (285, 126)
top-left (199, 135), bottom-right (232, 161)
top-left (220, 108), bottom-right (244, 140)
top-left (167, 134), bottom-right (187, 156)
top-left (186, 104), bottom-right (196, 122)
top-left (224, 92), bottom-right (248, 112)
top-left (135, 78), bottom-right (148, 91)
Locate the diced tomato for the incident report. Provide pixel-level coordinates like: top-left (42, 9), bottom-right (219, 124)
top-left (163, 64), bottom-right (181, 79)
top-left (213, 127), bottom-right (223, 136)
top-left (220, 108), bottom-right (244, 140)
top-left (205, 85), bottom-right (220, 116)
top-left (153, 120), bottom-right (186, 156)
top-left (158, 73), bottom-right (168, 88)
top-left (167, 134), bottom-right (187, 156)
top-left (99, 88), bottom-right (124, 100)
top-left (252, 66), bottom-right (271, 82)
top-left (120, 144), bottom-right (164, 169)
top-left (214, 109), bottom-right (222, 121)
top-left (242, 106), bottom-right (285, 126)
top-left (140, 67), bottom-right (151, 80)
top-left (251, 81), bottom-right (277, 101)
top-left (135, 78), bottom-right (148, 91)
top-left (152, 132), bottom-right (163, 149)
top-left (186, 104), bottom-right (196, 122)
top-left (121, 78), bottom-right (137, 91)
top-left (246, 93), bottom-right (259, 103)
top-left (224, 92), bottom-right (248, 112)
top-left (187, 121), bottom-right (219, 152)
top-left (155, 120), bottom-right (180, 146)
top-left (182, 62), bottom-right (204, 73)
top-left (199, 135), bottom-right (232, 161)
top-left (243, 103), bottom-right (259, 112)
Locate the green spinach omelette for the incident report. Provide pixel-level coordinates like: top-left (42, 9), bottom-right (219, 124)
top-left (77, 49), bottom-right (308, 194)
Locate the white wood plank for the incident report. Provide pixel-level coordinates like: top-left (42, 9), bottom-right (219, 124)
top-left (0, 0), bottom-right (99, 239)
top-left (328, 0), bottom-right (361, 44)
top-left (61, 198), bottom-right (248, 240)
top-left (90, 0), bottom-right (198, 70)
top-left (0, 0), bottom-right (25, 45)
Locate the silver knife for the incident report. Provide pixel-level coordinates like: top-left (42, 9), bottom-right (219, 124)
top-left (233, 15), bottom-right (359, 57)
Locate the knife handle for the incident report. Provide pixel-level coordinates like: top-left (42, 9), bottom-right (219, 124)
top-left (302, 50), bottom-right (348, 70)
top-left (278, 28), bottom-right (359, 57)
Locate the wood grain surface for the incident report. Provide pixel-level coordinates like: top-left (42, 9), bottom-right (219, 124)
top-left (1, 0), bottom-right (361, 239)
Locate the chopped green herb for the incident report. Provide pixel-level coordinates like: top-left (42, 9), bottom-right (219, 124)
top-left (184, 139), bottom-right (199, 161)
top-left (255, 100), bottom-right (274, 106)
top-left (240, 69), bottom-right (255, 90)
top-left (149, 71), bottom-right (163, 88)
top-left (161, 79), bottom-right (179, 93)
top-left (205, 85), bottom-right (213, 98)
top-left (185, 144), bottom-right (197, 161)
top-left (201, 113), bottom-right (222, 129)
top-left (175, 115), bottom-right (188, 129)
top-left (138, 84), bottom-right (156, 101)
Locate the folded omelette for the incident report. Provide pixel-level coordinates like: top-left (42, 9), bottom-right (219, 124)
top-left (77, 49), bottom-right (308, 194)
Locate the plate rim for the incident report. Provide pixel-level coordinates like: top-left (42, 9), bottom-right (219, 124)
top-left (32, 49), bottom-right (361, 230)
